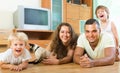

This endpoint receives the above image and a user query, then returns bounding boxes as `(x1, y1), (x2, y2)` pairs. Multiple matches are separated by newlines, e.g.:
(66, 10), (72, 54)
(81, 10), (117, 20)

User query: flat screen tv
(13, 6), (51, 30)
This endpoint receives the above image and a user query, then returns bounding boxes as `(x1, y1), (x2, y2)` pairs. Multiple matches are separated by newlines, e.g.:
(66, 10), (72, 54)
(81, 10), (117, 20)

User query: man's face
(85, 23), (100, 43)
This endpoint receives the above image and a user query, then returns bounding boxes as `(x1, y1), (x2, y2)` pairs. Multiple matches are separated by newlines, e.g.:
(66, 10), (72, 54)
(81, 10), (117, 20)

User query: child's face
(96, 8), (108, 20)
(10, 40), (26, 57)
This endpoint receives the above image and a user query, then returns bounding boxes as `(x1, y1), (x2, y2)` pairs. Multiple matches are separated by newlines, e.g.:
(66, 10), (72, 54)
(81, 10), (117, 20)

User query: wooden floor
(0, 62), (120, 73)
(0, 46), (120, 73)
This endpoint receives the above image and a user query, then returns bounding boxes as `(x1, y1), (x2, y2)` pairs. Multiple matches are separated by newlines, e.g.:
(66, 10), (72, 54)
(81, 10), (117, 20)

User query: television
(13, 6), (51, 30)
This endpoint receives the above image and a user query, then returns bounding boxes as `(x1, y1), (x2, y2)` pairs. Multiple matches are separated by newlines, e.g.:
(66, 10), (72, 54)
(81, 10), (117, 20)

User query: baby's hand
(9, 65), (18, 71)
(17, 65), (23, 71)
(9, 65), (23, 71)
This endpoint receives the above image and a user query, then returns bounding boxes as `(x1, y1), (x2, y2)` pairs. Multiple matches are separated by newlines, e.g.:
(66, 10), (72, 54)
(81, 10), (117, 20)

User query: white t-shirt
(100, 20), (112, 33)
(100, 20), (117, 46)
(77, 32), (115, 59)
(0, 48), (31, 65)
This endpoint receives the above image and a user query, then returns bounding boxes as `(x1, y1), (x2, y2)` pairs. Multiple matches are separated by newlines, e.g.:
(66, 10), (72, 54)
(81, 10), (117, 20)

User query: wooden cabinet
(17, 29), (54, 48)
(66, 4), (80, 19)
(66, 19), (80, 33)
(0, 30), (12, 46)
(64, 0), (92, 34)
(66, 3), (92, 20)
(41, 0), (93, 34)
(0, 29), (54, 48)
(17, 29), (53, 40)
(79, 6), (92, 20)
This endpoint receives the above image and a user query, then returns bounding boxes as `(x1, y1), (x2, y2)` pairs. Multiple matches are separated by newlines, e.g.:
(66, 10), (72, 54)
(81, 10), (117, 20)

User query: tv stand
(17, 29), (54, 48)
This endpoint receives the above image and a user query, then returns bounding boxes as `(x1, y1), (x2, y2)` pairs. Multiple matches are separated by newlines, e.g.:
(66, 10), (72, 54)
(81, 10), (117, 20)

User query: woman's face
(59, 25), (71, 45)
(10, 39), (26, 57)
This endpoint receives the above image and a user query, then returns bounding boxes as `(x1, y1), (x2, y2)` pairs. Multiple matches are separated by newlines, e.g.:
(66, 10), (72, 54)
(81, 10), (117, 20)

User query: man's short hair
(84, 18), (100, 29)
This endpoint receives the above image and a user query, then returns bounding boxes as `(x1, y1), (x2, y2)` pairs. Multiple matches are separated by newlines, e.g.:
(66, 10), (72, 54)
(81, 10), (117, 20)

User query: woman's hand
(42, 55), (59, 65)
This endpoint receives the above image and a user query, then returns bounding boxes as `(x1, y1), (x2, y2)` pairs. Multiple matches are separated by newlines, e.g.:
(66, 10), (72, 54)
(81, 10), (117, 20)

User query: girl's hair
(95, 5), (109, 18)
(8, 30), (28, 46)
(50, 22), (78, 59)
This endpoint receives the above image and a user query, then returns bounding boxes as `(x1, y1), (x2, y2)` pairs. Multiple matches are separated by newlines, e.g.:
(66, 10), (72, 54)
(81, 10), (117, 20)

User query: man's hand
(79, 54), (94, 68)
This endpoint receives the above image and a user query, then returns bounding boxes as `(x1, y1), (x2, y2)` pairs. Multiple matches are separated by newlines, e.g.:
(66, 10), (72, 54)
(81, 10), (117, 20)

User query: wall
(0, 0), (40, 29)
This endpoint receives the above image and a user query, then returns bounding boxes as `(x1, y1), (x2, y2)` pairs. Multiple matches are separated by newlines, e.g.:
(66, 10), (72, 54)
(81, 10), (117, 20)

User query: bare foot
(115, 49), (120, 61)
(118, 48), (120, 60)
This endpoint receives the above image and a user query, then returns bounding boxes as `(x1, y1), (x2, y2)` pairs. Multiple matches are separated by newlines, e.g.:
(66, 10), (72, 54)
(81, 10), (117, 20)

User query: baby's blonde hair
(8, 31), (28, 46)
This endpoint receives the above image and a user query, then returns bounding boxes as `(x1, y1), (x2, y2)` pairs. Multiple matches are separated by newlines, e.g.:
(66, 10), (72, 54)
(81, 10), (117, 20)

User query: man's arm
(73, 46), (85, 64)
(78, 47), (115, 68)
(73, 46), (115, 67)
(92, 47), (115, 67)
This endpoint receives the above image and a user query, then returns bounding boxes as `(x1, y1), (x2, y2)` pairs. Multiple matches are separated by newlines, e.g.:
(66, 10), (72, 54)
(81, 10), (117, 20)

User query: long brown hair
(50, 22), (78, 59)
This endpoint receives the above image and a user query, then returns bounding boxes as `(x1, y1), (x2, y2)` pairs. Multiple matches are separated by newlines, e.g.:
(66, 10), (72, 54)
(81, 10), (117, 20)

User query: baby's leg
(118, 48), (120, 60)
(115, 48), (120, 61)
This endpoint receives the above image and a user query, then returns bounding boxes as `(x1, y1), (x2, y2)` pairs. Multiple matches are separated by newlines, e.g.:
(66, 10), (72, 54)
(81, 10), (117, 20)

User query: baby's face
(96, 8), (108, 20)
(10, 40), (26, 57)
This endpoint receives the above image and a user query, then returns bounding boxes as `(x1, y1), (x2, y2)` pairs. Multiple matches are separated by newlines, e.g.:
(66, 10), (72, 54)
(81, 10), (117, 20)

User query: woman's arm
(59, 49), (74, 64)
(42, 49), (74, 65)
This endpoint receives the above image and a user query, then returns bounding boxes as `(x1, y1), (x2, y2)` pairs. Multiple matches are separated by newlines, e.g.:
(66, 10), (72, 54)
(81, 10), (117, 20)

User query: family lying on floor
(0, 5), (120, 71)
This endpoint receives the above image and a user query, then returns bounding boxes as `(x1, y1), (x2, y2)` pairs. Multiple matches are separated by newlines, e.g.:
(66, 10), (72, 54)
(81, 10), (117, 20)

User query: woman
(42, 22), (78, 65)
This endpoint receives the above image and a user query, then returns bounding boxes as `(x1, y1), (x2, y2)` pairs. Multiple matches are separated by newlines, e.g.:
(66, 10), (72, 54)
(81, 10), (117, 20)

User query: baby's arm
(0, 62), (18, 70)
(18, 60), (29, 71)
(0, 60), (28, 71)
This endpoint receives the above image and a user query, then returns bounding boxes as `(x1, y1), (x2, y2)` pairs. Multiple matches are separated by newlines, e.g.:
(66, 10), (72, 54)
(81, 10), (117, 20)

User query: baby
(0, 32), (31, 71)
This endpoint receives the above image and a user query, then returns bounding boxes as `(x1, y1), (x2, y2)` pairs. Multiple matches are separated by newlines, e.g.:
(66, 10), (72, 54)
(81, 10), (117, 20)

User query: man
(73, 18), (116, 68)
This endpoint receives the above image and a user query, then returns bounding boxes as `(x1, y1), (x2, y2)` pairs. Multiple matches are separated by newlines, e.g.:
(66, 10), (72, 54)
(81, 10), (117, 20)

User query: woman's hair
(8, 30), (28, 46)
(50, 22), (78, 59)
(95, 5), (109, 18)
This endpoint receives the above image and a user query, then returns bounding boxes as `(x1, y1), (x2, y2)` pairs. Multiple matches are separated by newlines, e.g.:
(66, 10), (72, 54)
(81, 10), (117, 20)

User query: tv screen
(25, 8), (48, 25)
(13, 6), (51, 30)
